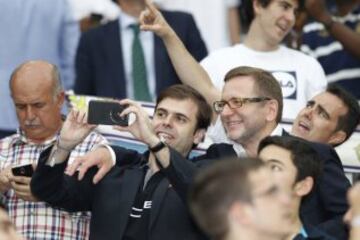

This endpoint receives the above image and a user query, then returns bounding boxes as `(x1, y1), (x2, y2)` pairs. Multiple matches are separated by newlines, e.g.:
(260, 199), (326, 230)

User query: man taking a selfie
(31, 84), (213, 240)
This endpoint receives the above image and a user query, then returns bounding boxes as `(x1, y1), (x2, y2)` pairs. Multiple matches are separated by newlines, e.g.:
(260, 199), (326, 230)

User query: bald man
(0, 60), (107, 239)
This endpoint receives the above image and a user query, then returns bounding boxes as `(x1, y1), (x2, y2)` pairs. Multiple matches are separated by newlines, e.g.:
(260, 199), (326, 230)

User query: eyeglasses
(213, 97), (271, 113)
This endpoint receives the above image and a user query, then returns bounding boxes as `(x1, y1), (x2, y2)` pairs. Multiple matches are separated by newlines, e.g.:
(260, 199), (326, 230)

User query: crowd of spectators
(0, 0), (360, 240)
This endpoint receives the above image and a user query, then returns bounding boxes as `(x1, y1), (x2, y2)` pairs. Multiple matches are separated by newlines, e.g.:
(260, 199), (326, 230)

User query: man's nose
(303, 106), (314, 119)
(220, 103), (234, 117)
(284, 8), (296, 24)
(26, 106), (36, 120)
(162, 115), (173, 126)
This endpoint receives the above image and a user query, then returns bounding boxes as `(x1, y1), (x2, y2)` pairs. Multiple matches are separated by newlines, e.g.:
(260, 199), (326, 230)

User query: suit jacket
(194, 138), (350, 240)
(74, 10), (208, 99)
(31, 147), (207, 240)
(293, 224), (336, 240)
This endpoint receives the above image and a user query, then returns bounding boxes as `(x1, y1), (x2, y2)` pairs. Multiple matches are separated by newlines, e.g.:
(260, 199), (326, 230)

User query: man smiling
(31, 84), (213, 240)
(200, 0), (327, 123)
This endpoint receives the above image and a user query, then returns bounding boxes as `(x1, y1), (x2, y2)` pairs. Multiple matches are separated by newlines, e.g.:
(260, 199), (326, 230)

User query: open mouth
(157, 132), (174, 142)
(297, 121), (310, 132)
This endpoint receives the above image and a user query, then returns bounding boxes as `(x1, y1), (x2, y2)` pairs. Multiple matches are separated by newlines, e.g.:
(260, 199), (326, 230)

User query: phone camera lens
(110, 110), (125, 124)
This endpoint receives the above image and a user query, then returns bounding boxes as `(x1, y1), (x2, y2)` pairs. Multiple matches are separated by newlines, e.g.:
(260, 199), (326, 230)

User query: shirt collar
(270, 124), (284, 136)
(230, 124), (284, 157)
(9, 128), (58, 147)
(118, 8), (138, 30)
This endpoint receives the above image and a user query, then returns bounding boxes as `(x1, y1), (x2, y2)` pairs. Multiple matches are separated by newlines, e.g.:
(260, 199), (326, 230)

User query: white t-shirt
(201, 44), (327, 121)
(154, 0), (240, 51)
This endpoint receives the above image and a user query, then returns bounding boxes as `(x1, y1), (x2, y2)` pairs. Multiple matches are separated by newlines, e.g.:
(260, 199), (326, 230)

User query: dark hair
(326, 84), (360, 145)
(189, 157), (264, 240)
(258, 135), (322, 183)
(224, 66), (283, 123)
(241, 0), (305, 29)
(155, 84), (212, 131)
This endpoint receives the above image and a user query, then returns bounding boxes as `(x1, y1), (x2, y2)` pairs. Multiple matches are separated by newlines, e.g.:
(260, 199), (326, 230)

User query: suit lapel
(148, 178), (169, 231)
(117, 167), (144, 238)
(282, 129), (290, 136)
(105, 20), (126, 97)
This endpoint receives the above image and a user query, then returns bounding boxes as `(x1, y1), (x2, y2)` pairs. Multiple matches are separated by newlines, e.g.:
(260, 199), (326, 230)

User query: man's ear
(56, 91), (65, 108)
(328, 130), (346, 146)
(294, 176), (314, 197)
(193, 129), (206, 145)
(229, 201), (253, 225)
(253, 0), (262, 15)
(265, 99), (278, 122)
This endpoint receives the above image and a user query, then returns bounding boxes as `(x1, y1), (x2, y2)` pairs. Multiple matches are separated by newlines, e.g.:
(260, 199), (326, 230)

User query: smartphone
(87, 100), (129, 126)
(12, 164), (34, 177)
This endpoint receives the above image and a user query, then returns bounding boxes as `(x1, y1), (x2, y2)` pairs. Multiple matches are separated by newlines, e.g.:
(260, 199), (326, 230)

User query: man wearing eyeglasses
(135, 2), (349, 238)
(207, 66), (284, 158)
(60, 1), (351, 239)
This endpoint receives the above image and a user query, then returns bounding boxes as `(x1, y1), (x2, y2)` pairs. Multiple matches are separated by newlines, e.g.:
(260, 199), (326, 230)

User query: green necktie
(130, 24), (151, 101)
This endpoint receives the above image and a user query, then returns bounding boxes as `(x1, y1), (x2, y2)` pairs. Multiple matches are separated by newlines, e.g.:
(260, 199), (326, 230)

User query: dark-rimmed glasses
(213, 97), (271, 114)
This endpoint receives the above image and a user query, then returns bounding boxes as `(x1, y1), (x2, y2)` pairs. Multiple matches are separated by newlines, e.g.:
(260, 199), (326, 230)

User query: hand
(65, 147), (113, 184)
(113, 99), (159, 146)
(305, 0), (331, 23)
(59, 109), (96, 150)
(0, 166), (12, 193)
(139, 0), (176, 39)
(9, 175), (38, 202)
(348, 183), (360, 215)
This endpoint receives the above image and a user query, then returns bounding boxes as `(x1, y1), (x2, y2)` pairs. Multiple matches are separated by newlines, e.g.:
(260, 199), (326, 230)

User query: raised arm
(139, 0), (220, 122)
(305, 0), (360, 59)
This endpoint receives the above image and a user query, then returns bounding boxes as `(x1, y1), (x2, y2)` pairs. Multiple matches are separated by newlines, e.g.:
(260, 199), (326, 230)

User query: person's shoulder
(202, 44), (243, 63)
(0, 134), (20, 161)
(82, 19), (118, 38)
(303, 140), (340, 162)
(304, 224), (337, 240)
(280, 46), (324, 68)
(280, 45), (313, 58)
(160, 9), (193, 20)
(0, 134), (19, 150)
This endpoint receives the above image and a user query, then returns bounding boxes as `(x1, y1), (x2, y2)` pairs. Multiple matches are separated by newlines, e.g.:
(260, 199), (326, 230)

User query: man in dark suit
(61, 2), (357, 239)
(31, 84), (213, 240)
(133, 3), (353, 239)
(74, 0), (207, 101)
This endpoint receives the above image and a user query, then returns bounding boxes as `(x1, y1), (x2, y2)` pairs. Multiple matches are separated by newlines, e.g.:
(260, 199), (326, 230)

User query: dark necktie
(130, 24), (151, 101)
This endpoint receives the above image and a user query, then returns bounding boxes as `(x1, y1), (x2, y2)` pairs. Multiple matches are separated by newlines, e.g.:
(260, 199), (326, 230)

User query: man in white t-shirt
(201, 0), (327, 122)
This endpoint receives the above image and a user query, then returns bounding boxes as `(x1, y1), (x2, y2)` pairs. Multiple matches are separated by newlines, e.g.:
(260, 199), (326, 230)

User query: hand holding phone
(87, 100), (129, 126)
(12, 164), (34, 177)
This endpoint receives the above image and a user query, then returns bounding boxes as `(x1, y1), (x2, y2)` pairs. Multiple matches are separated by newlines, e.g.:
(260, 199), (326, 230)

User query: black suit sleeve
(31, 146), (97, 212)
(316, 144), (350, 239)
(161, 148), (211, 202)
(301, 143), (350, 239)
(111, 145), (144, 167)
(192, 143), (237, 162)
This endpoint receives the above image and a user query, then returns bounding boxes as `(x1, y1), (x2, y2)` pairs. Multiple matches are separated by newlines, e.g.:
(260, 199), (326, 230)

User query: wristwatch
(149, 140), (166, 153)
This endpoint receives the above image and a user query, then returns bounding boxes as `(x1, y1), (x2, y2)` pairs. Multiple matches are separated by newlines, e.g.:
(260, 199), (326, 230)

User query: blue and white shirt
(301, 6), (360, 99)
